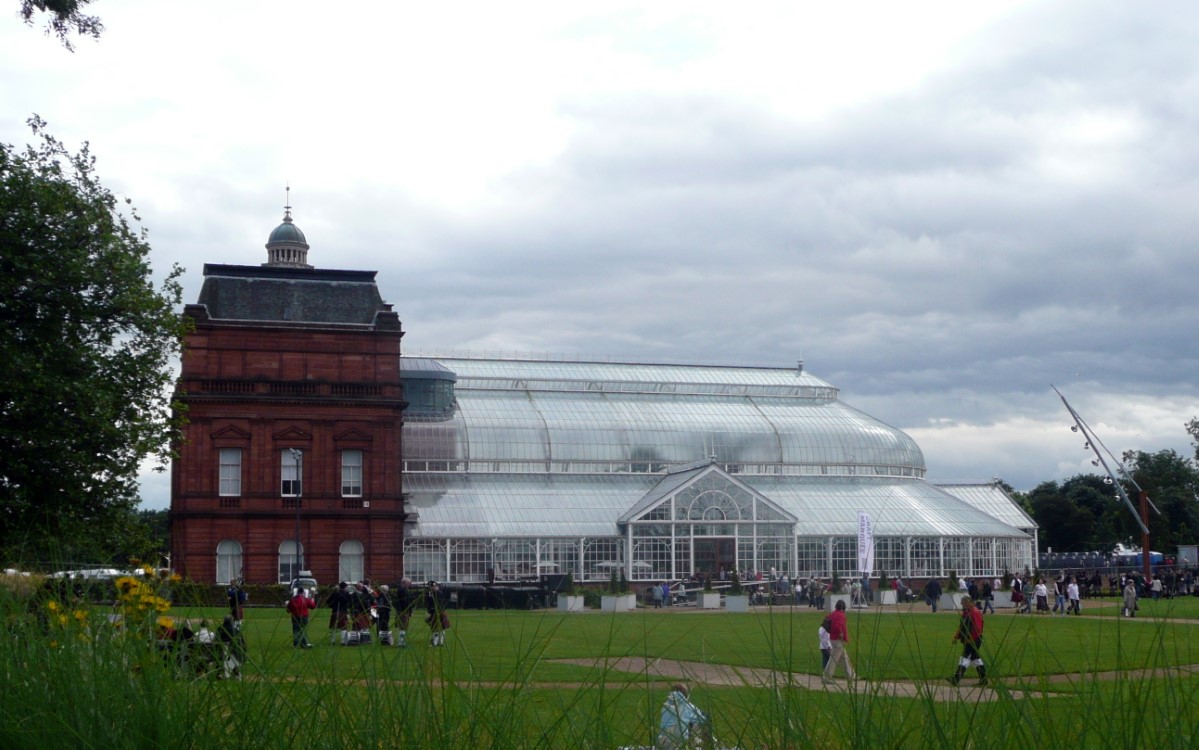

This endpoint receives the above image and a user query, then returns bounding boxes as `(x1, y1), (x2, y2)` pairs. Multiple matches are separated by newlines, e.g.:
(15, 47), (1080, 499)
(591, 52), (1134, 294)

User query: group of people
(157, 616), (248, 679)
(817, 595), (988, 688)
(284, 578), (450, 648)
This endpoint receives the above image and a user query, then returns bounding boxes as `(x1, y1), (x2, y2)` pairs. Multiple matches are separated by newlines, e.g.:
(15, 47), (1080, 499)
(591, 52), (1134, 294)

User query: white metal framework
(400, 355), (1035, 583)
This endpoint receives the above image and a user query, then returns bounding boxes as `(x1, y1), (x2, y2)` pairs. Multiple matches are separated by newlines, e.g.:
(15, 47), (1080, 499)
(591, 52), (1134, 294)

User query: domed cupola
(264, 188), (312, 268)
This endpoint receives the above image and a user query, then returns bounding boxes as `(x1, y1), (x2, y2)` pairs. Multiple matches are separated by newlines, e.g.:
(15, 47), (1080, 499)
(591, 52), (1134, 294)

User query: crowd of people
(312, 577), (448, 647)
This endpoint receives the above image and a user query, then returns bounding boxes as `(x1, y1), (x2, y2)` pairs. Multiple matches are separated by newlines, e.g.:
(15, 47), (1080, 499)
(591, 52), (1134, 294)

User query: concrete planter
(992, 591), (1013, 608)
(828, 593), (853, 611)
(601, 594), (636, 611)
(557, 595), (585, 612)
(725, 594), (750, 612)
(698, 592), (722, 609)
(939, 593), (965, 610)
(879, 590), (898, 605)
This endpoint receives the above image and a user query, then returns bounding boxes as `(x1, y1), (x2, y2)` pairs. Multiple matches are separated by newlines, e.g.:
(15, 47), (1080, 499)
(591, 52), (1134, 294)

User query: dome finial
(264, 185), (311, 268)
(283, 183), (293, 223)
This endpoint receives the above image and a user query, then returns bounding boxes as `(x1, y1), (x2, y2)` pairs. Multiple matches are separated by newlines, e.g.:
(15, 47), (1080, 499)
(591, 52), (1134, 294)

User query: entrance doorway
(693, 538), (735, 576)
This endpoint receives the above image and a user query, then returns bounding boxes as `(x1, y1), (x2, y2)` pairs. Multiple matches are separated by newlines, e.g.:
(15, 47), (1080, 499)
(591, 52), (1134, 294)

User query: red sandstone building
(169, 206), (407, 584)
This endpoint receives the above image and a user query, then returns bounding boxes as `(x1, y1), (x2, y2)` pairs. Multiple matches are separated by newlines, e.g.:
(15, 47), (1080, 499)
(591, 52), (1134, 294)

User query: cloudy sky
(4, 1), (1198, 510)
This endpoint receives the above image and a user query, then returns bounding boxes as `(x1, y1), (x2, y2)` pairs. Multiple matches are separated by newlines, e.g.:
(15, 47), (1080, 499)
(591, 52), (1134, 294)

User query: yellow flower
(49, 640), (58, 649)
(57, 614), (69, 627)
(169, 573), (182, 583)
(73, 610), (88, 622)
(156, 615), (175, 630)
(46, 600), (59, 612)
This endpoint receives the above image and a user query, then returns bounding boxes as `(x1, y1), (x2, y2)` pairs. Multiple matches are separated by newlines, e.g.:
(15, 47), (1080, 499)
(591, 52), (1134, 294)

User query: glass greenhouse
(400, 355), (1036, 584)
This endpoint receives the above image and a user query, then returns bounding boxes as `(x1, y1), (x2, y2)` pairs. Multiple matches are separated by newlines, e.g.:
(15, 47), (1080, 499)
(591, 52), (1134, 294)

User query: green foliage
(0, 118), (188, 564)
(729, 570), (743, 594)
(562, 572), (575, 595)
(1122, 449), (1199, 549)
(608, 568), (618, 594)
(8, 588), (1199, 749)
(1188, 417), (1199, 462)
(617, 568), (629, 593)
(18, 0), (102, 50)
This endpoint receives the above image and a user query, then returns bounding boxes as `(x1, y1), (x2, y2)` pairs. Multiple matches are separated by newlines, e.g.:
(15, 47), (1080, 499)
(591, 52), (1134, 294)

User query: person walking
(948, 595), (986, 686)
(924, 577), (942, 613)
(1067, 577), (1081, 616)
(656, 683), (707, 750)
(425, 581), (449, 646)
(286, 588), (316, 648)
(821, 599), (855, 684)
(1012, 576), (1030, 614)
(1053, 576), (1067, 615)
(1034, 578), (1050, 614)
(981, 579), (995, 615)
(817, 618), (832, 670)
(1123, 578), (1138, 617)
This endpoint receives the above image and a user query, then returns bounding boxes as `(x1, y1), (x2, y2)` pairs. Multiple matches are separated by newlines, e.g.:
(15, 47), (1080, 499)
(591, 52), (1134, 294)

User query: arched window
(216, 540), (243, 584)
(339, 540), (364, 583)
(278, 540), (304, 584)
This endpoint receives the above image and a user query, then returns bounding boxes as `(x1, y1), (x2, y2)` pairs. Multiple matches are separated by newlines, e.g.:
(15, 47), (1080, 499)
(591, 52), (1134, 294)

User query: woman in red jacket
(949, 595), (986, 686)
(821, 599), (856, 684)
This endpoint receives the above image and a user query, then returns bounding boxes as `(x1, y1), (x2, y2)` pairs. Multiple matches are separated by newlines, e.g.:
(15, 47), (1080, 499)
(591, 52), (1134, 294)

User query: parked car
(289, 571), (318, 597)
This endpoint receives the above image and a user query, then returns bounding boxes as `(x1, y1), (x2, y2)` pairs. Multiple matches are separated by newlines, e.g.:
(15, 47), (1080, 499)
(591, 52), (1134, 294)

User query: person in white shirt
(1034, 579), (1050, 614)
(1066, 577), (1081, 615)
(818, 621), (832, 669)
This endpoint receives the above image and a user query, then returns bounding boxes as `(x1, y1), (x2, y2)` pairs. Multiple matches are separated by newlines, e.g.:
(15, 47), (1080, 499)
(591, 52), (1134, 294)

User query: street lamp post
(289, 448), (304, 577)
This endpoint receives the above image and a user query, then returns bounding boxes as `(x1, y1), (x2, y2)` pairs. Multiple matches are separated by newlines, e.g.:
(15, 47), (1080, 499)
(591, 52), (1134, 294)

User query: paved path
(553, 655), (1199, 702)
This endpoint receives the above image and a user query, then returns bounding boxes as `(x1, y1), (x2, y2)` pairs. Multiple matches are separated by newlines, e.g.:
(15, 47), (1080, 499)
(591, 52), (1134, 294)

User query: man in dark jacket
(326, 582), (351, 638)
(393, 577), (415, 647)
(375, 584), (393, 645)
(924, 577), (943, 613)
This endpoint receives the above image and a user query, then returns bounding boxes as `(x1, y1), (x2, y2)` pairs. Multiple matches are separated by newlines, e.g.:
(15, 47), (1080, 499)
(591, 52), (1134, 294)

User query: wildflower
(58, 614), (69, 627)
(169, 572), (182, 583)
(46, 600), (60, 612)
(73, 610), (88, 622)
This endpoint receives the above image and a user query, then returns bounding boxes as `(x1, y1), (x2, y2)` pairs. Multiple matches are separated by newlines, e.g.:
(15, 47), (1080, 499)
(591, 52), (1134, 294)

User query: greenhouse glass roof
(400, 355), (1031, 541)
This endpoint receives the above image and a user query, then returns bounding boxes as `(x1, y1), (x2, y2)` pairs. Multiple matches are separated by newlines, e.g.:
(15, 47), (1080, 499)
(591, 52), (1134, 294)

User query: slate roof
(194, 264), (390, 325)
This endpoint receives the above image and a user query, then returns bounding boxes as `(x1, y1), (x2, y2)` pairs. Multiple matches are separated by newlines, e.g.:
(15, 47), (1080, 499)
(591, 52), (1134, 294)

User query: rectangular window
(282, 449), (302, 497)
(341, 450), (363, 497)
(219, 449), (242, 496)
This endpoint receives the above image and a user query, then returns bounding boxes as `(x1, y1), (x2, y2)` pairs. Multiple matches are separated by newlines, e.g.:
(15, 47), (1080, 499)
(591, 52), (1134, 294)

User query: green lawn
(6, 595), (1199, 748)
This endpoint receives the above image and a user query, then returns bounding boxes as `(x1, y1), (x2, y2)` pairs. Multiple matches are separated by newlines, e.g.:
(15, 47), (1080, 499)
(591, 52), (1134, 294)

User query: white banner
(857, 511), (874, 574)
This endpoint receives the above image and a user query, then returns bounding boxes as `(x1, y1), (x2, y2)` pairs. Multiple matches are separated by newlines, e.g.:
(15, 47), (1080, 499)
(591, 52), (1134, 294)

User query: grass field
(4, 591), (1199, 749)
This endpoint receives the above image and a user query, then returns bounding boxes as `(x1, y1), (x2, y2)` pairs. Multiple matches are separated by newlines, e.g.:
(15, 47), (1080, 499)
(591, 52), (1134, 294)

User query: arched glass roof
(400, 355), (1030, 542)
(403, 355), (926, 475)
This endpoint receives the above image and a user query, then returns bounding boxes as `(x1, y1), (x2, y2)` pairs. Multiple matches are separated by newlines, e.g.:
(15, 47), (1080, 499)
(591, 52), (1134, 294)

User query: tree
(0, 117), (187, 564)
(19, 0), (102, 50)
(1187, 417), (1199, 462)
(1122, 449), (1199, 550)
(1027, 480), (1097, 552)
